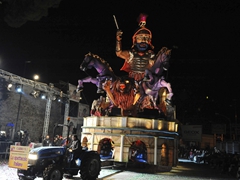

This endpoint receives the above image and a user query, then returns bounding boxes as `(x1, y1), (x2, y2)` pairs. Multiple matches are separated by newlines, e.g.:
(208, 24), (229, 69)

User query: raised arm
(115, 29), (130, 60)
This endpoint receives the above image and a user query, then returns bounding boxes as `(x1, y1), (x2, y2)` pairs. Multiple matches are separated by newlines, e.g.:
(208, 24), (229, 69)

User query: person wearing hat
(116, 13), (155, 82)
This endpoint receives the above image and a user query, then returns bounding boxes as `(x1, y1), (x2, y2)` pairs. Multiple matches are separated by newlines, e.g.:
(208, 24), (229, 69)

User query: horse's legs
(152, 94), (159, 109)
(159, 80), (173, 105)
(78, 79), (83, 88)
(160, 80), (173, 98)
(96, 77), (110, 94)
(77, 77), (98, 90)
(143, 69), (153, 82)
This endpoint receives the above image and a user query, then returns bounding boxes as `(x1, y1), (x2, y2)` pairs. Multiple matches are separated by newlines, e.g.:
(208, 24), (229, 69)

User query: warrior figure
(115, 13), (155, 82)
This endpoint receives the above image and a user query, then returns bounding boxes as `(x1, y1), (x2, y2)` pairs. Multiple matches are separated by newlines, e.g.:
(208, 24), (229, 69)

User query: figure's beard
(136, 43), (149, 52)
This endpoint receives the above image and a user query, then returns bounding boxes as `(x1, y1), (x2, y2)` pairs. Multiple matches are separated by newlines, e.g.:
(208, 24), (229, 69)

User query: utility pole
(12, 61), (31, 140)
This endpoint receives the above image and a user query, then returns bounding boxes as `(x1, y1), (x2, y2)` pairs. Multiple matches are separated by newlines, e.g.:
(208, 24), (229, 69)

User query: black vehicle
(17, 121), (101, 180)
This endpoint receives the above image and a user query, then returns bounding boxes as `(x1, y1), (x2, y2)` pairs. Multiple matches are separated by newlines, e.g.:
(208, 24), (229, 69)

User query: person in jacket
(42, 135), (50, 146)
(69, 134), (82, 160)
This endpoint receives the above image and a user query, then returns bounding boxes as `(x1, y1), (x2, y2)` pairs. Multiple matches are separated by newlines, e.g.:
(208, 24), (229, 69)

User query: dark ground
(0, 157), (238, 180)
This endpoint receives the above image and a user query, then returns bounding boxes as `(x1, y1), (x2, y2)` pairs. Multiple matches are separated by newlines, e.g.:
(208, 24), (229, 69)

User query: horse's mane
(111, 79), (135, 110)
(155, 47), (171, 59)
(85, 52), (114, 72)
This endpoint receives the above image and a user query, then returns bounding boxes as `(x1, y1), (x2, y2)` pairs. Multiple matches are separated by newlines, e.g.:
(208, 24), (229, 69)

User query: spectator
(53, 135), (62, 146)
(69, 134), (82, 160)
(21, 131), (31, 146)
(42, 135), (50, 146)
(38, 135), (42, 143)
(68, 134), (73, 145)
(17, 130), (23, 143)
(0, 133), (6, 141)
(61, 137), (67, 147)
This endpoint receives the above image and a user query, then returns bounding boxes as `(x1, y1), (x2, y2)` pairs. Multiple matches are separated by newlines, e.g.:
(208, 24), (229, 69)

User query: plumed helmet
(132, 13), (154, 49)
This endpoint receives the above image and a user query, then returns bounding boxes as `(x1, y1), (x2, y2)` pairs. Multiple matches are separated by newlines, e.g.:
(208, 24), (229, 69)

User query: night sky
(0, 0), (240, 124)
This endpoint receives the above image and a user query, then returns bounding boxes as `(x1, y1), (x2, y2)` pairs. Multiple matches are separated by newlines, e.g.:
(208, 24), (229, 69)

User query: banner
(78, 103), (90, 117)
(8, 145), (29, 170)
(69, 83), (81, 101)
(181, 125), (202, 142)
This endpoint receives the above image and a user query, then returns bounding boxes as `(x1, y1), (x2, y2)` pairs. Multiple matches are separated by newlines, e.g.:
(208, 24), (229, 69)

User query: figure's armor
(116, 40), (121, 52)
(128, 50), (155, 81)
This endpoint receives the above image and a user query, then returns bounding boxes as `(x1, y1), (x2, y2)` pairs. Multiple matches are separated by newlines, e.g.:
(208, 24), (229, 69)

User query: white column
(120, 135), (125, 162)
(154, 137), (158, 165)
(91, 133), (95, 150)
(173, 138), (177, 166)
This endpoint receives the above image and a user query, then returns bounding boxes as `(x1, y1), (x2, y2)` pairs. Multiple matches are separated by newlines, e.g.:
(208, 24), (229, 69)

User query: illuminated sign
(181, 125), (202, 141)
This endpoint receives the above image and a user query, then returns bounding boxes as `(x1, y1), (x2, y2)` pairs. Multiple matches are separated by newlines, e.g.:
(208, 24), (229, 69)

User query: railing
(0, 141), (13, 159)
(216, 141), (240, 154)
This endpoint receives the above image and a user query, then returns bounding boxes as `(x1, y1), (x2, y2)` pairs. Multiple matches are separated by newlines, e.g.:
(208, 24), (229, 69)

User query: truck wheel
(19, 177), (35, 180)
(80, 153), (101, 180)
(19, 177), (29, 180)
(43, 164), (63, 180)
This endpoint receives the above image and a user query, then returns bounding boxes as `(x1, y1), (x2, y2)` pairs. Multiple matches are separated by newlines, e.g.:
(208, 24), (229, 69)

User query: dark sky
(0, 0), (240, 122)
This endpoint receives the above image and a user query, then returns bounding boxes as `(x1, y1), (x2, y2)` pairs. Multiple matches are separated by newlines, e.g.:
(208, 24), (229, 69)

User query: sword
(113, 15), (119, 29)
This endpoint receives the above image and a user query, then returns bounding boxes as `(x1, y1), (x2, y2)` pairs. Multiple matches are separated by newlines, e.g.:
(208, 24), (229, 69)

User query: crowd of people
(202, 148), (240, 178)
(41, 134), (73, 147)
(178, 145), (240, 178)
(13, 130), (32, 146)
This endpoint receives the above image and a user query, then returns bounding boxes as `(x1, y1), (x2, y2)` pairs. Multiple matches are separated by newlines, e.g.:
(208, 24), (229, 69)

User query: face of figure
(136, 34), (151, 44)
(116, 78), (133, 94)
(135, 33), (151, 52)
(72, 135), (77, 141)
(119, 83), (126, 93)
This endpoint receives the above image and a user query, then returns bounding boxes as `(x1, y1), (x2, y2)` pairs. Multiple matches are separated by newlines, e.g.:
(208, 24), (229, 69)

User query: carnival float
(76, 14), (179, 169)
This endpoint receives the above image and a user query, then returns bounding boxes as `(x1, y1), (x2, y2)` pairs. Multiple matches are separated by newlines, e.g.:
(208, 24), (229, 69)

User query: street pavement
(103, 159), (238, 180)
(0, 158), (238, 180)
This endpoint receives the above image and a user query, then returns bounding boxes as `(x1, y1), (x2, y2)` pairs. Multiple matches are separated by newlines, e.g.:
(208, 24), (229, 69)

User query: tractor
(17, 121), (101, 180)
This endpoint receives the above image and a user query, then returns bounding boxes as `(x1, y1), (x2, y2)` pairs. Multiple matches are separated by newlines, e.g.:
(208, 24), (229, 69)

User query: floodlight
(7, 83), (13, 91)
(40, 93), (47, 99)
(51, 94), (57, 101)
(57, 97), (62, 102)
(33, 74), (39, 81)
(30, 90), (39, 98)
(15, 84), (22, 93)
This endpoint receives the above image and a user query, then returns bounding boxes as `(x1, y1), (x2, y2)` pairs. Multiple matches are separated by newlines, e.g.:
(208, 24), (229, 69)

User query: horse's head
(157, 47), (171, 62)
(156, 47), (171, 71)
(80, 52), (93, 71)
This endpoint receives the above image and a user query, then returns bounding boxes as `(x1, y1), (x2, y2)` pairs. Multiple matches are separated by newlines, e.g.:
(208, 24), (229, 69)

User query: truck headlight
(28, 154), (38, 160)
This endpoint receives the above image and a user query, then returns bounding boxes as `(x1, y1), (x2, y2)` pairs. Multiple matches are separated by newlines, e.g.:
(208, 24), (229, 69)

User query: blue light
(41, 94), (46, 99)
(135, 153), (147, 163)
(136, 153), (143, 159)
(15, 85), (22, 93)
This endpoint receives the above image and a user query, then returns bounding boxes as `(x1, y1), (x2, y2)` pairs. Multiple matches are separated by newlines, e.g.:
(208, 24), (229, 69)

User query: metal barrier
(0, 141), (13, 159)
(216, 141), (240, 154)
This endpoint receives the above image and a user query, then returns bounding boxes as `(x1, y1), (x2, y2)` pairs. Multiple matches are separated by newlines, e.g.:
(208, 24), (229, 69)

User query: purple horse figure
(142, 47), (173, 108)
(77, 52), (117, 93)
